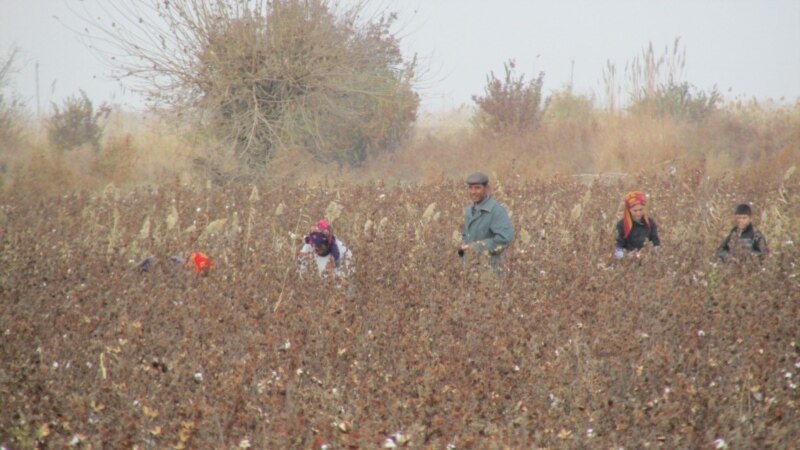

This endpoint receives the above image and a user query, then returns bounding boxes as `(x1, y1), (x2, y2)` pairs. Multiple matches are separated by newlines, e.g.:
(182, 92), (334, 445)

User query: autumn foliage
(1, 168), (798, 448)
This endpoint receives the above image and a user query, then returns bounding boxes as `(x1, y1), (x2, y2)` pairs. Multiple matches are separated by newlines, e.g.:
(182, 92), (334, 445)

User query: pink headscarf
(305, 219), (340, 261)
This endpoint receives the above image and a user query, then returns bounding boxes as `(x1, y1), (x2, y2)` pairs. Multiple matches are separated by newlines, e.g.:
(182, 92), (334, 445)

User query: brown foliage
(1, 171), (798, 448)
(472, 59), (545, 134)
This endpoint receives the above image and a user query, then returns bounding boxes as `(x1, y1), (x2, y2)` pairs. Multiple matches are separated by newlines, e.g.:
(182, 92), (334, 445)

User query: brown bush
(46, 91), (110, 152)
(1, 170), (798, 448)
(472, 59), (545, 135)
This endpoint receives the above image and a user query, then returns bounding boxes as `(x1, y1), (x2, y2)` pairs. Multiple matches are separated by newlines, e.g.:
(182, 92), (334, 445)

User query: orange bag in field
(188, 252), (212, 276)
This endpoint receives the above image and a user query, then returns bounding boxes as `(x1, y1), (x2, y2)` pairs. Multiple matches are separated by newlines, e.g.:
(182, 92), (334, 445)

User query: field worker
(134, 253), (210, 276)
(299, 219), (353, 277)
(614, 191), (661, 259)
(716, 203), (768, 261)
(187, 251), (213, 276)
(459, 172), (514, 268)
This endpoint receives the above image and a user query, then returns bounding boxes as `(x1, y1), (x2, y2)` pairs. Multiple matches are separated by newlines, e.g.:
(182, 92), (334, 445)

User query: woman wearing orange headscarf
(614, 191), (661, 259)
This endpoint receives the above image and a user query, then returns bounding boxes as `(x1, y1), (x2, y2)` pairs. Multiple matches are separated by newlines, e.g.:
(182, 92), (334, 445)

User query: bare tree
(71, 0), (418, 178)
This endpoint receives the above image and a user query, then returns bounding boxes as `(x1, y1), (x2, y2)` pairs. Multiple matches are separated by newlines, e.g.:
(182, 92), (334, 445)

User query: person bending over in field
(715, 203), (768, 261)
(614, 191), (661, 259)
(134, 252), (212, 277)
(458, 172), (514, 269)
(299, 219), (353, 277)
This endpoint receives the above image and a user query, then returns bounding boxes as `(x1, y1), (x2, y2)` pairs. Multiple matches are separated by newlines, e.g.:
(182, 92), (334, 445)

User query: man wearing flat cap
(459, 172), (514, 268)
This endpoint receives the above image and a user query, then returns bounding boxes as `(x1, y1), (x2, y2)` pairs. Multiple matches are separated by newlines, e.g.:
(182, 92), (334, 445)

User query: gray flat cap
(466, 172), (489, 185)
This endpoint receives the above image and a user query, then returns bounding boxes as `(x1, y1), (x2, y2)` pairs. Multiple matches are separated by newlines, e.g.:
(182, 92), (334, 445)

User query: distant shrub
(46, 90), (110, 152)
(544, 88), (595, 121)
(602, 37), (720, 121)
(472, 59), (545, 134)
(628, 82), (720, 121)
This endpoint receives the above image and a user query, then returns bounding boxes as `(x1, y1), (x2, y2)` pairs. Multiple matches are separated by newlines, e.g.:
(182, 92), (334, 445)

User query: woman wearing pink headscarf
(614, 191), (661, 259)
(299, 219), (353, 277)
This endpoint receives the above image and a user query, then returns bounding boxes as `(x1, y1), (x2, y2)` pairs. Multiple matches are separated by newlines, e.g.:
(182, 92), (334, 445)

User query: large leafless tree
(73, 0), (418, 178)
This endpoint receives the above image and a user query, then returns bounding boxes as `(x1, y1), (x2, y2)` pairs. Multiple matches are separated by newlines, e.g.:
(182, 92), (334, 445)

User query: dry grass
(1, 100), (798, 192)
(352, 101), (800, 185)
(1, 111), (193, 195)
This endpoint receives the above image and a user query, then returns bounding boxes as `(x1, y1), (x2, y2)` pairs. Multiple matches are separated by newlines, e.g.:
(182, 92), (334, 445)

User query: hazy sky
(2, 0), (799, 114)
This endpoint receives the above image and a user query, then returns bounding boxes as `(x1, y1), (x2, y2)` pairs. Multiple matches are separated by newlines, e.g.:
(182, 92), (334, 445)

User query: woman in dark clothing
(614, 191), (661, 259)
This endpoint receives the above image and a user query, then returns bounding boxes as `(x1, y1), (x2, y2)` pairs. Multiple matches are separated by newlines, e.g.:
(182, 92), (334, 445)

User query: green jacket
(462, 196), (514, 255)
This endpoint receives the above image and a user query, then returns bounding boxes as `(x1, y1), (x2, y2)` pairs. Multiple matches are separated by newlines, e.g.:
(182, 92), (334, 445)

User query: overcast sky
(2, 0), (799, 114)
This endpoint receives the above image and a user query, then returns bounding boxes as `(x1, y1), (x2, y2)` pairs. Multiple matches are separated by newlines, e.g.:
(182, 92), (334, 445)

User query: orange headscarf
(622, 191), (650, 238)
(188, 251), (212, 276)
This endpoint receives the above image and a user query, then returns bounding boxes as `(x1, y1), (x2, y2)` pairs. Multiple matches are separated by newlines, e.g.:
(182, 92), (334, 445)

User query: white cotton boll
(393, 431), (410, 445)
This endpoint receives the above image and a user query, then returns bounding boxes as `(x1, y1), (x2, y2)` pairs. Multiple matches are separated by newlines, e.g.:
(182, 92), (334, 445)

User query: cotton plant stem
(273, 194), (310, 313)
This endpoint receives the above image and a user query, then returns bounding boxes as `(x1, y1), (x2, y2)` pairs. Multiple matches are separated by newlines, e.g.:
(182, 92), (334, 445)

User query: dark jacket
(615, 218), (660, 251)
(716, 223), (768, 260)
